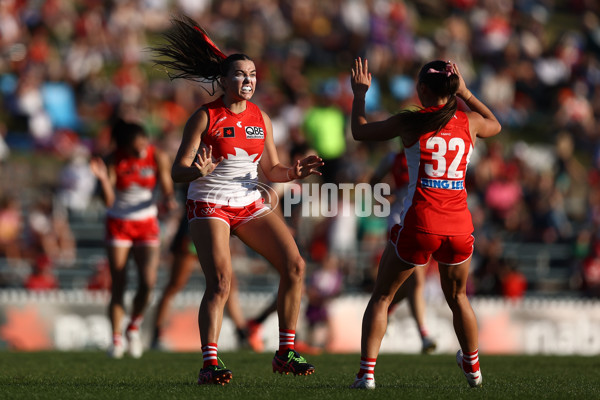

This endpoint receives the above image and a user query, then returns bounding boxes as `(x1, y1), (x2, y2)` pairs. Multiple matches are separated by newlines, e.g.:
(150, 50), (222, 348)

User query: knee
(110, 291), (125, 306)
(136, 281), (153, 297)
(205, 274), (232, 301)
(111, 278), (126, 297)
(168, 279), (186, 293)
(282, 255), (305, 283)
(443, 289), (469, 309)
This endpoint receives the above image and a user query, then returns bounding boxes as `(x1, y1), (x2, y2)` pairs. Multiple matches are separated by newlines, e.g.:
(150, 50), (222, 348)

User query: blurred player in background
(349, 58), (501, 389)
(90, 119), (176, 359)
(154, 16), (323, 385)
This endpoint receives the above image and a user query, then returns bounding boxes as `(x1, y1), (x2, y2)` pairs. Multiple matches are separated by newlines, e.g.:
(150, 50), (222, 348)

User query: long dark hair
(111, 119), (146, 149)
(152, 15), (252, 94)
(398, 60), (460, 145)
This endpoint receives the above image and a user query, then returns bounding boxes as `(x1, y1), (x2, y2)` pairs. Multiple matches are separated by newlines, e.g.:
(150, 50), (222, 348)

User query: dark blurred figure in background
(24, 254), (58, 291)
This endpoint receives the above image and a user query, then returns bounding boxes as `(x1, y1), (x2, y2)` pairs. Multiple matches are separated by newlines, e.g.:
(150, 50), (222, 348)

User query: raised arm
(453, 63), (502, 141)
(351, 58), (401, 142)
(90, 155), (116, 208)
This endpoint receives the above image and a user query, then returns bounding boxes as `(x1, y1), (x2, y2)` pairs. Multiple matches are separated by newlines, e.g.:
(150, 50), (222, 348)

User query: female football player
(153, 16), (323, 385)
(90, 120), (175, 359)
(349, 58), (501, 389)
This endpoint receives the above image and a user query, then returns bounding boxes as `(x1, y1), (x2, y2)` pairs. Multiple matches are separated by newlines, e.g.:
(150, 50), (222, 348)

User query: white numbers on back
(424, 136), (472, 179)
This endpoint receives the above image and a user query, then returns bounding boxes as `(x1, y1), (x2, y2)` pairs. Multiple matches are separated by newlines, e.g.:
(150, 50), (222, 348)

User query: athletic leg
(351, 242), (415, 389)
(235, 212), (304, 333)
(407, 264), (436, 353)
(361, 242), (415, 359)
(189, 218), (234, 385)
(226, 273), (249, 347)
(438, 258), (478, 351)
(130, 244), (160, 318)
(235, 211), (314, 375)
(246, 295), (277, 353)
(152, 251), (196, 347)
(124, 244), (159, 358)
(106, 245), (130, 358)
(439, 257), (482, 387)
(189, 218), (233, 349)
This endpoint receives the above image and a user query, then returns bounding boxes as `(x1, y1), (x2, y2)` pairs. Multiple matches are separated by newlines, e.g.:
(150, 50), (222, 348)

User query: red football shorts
(389, 224), (474, 266)
(105, 216), (160, 247)
(186, 198), (269, 231)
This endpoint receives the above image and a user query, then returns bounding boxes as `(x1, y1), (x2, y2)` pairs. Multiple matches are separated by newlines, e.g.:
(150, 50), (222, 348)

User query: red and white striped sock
(462, 349), (480, 373)
(113, 333), (123, 346)
(278, 329), (295, 354)
(127, 315), (143, 331)
(202, 343), (219, 368)
(357, 357), (376, 379)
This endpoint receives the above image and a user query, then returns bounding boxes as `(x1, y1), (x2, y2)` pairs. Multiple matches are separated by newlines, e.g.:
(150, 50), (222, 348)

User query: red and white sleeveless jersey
(400, 109), (474, 235)
(107, 145), (158, 220)
(188, 98), (266, 206)
(391, 150), (409, 188)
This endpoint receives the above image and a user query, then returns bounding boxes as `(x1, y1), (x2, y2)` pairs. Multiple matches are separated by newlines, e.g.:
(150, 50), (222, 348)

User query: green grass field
(0, 350), (598, 399)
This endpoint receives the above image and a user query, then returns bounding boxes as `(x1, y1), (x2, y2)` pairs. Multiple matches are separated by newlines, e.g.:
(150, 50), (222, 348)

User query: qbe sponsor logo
(245, 126), (264, 139)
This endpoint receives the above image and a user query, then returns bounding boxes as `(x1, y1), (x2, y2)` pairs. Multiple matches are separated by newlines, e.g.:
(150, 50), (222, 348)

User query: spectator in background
(578, 239), (600, 298)
(500, 262), (527, 299)
(484, 162), (523, 229)
(0, 0), (599, 300)
(90, 119), (176, 359)
(24, 254), (58, 291)
(473, 235), (505, 296)
(0, 195), (23, 266)
(56, 144), (97, 217)
(301, 80), (347, 184)
(86, 257), (111, 292)
(25, 193), (75, 268)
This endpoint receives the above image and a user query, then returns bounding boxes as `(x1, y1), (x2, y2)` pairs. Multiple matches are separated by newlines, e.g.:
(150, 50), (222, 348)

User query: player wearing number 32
(349, 58), (501, 390)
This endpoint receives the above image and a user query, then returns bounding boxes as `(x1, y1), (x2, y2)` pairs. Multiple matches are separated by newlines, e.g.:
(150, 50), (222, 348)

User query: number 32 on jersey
(424, 136), (473, 179)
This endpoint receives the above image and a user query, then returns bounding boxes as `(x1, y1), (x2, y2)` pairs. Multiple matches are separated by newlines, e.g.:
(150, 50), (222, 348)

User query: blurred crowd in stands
(1, 0), (600, 300)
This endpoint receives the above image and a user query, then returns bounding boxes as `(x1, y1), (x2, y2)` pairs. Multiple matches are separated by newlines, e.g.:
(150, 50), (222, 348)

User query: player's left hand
(290, 155), (324, 180)
(351, 57), (371, 96)
(90, 156), (108, 181)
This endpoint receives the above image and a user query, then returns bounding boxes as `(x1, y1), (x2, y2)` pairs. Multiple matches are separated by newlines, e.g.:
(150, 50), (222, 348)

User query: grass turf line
(0, 351), (598, 400)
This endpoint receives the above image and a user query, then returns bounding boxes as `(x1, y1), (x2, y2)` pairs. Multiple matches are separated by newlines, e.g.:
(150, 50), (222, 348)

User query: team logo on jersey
(200, 207), (215, 215)
(245, 126), (264, 139)
(139, 167), (155, 177)
(223, 127), (235, 138)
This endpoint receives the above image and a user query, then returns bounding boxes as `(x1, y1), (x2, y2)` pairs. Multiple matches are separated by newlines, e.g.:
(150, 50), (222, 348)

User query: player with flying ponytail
(153, 16), (323, 385)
